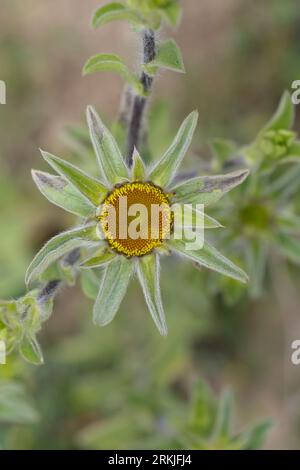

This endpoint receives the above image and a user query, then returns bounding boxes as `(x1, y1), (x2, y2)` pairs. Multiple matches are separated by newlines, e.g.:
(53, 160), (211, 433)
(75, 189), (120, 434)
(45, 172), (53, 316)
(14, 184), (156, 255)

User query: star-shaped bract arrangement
(27, 106), (248, 335)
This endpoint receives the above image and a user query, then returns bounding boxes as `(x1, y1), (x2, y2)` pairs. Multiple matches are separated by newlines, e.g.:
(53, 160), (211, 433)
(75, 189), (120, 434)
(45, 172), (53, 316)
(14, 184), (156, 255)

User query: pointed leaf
(189, 379), (217, 437)
(32, 170), (95, 217)
(92, 2), (144, 29)
(243, 420), (273, 450)
(275, 233), (300, 264)
(170, 239), (248, 283)
(59, 257), (77, 287)
(93, 257), (133, 326)
(132, 148), (146, 180)
(159, 2), (182, 27)
(83, 54), (143, 95)
(213, 389), (234, 438)
(171, 169), (249, 206)
(137, 254), (168, 336)
(245, 239), (267, 299)
(149, 111), (198, 187)
(19, 334), (44, 365)
(144, 39), (185, 75)
(81, 250), (116, 268)
(25, 225), (99, 285)
(173, 204), (223, 230)
(263, 91), (295, 132)
(41, 151), (107, 206)
(80, 270), (100, 301)
(87, 106), (129, 185)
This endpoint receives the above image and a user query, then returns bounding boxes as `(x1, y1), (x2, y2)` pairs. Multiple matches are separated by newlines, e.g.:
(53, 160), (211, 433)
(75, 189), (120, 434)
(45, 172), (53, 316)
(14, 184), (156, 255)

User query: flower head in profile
(27, 106), (248, 335)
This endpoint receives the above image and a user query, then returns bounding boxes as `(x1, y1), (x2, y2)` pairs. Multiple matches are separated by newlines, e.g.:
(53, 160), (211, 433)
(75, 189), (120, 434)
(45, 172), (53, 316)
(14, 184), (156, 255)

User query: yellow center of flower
(99, 182), (172, 257)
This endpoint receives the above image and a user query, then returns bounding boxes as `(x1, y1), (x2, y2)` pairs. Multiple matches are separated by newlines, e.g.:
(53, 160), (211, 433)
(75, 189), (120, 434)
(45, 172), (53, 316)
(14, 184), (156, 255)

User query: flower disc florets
(99, 182), (172, 257)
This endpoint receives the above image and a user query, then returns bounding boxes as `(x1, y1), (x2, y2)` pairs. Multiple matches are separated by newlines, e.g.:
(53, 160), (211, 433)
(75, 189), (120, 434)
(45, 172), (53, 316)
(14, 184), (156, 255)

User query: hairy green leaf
(92, 2), (144, 28)
(137, 254), (168, 336)
(172, 205), (223, 230)
(149, 111), (198, 187)
(32, 170), (95, 217)
(83, 54), (143, 95)
(80, 270), (100, 301)
(81, 250), (116, 268)
(189, 379), (217, 438)
(171, 169), (249, 206)
(263, 90), (295, 132)
(245, 239), (267, 299)
(170, 239), (248, 283)
(144, 39), (185, 75)
(131, 148), (146, 180)
(25, 225), (99, 285)
(19, 334), (44, 365)
(87, 106), (129, 185)
(243, 420), (273, 450)
(93, 257), (133, 326)
(41, 151), (107, 206)
(213, 390), (234, 438)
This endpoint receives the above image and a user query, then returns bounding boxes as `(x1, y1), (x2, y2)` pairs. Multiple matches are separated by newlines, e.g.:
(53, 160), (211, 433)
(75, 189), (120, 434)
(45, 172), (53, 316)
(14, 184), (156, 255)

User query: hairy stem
(118, 85), (133, 129)
(37, 248), (80, 305)
(126, 29), (156, 167)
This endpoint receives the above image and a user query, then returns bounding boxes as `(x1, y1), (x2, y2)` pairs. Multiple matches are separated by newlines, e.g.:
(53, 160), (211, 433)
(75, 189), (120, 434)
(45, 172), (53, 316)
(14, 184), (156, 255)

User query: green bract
(210, 91), (300, 304)
(244, 91), (300, 168)
(83, 54), (145, 96)
(28, 106), (249, 335)
(86, 1), (184, 92)
(143, 39), (185, 75)
(92, 0), (182, 31)
(183, 380), (272, 450)
(0, 291), (51, 365)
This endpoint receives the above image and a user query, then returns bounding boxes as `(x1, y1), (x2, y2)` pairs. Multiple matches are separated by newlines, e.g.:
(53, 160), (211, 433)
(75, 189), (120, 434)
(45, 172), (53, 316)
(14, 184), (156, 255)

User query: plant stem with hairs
(37, 248), (80, 306)
(38, 32), (156, 304)
(35, 34), (156, 310)
(126, 29), (156, 167)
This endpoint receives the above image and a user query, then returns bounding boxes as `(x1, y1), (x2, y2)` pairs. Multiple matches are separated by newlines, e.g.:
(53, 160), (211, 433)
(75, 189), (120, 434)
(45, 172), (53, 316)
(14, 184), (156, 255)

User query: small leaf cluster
(180, 380), (272, 450)
(83, 1), (185, 95)
(0, 290), (52, 365)
(244, 91), (300, 168)
(210, 91), (300, 303)
(93, 1), (182, 31)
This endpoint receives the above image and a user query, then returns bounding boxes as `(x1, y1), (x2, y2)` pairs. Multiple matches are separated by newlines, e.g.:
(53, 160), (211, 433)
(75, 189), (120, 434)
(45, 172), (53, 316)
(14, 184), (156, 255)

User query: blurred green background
(1, 0), (300, 449)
